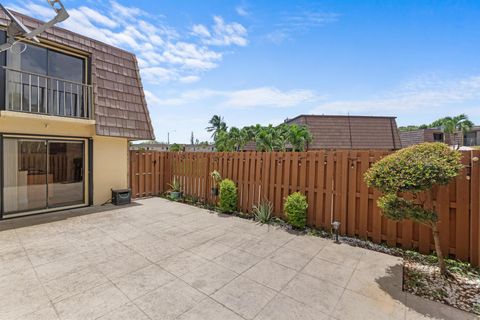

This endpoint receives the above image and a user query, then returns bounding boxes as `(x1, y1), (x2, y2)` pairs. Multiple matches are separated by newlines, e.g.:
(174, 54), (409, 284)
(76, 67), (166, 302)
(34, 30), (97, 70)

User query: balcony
(3, 67), (93, 119)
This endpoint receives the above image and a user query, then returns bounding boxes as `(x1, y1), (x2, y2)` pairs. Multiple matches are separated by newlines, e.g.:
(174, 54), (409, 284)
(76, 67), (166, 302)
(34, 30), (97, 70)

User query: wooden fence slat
(436, 184), (450, 255)
(358, 151), (369, 239)
(470, 151), (480, 266)
(307, 152), (316, 226)
(371, 151), (383, 243)
(456, 155), (471, 261)
(347, 151), (357, 236)
(324, 152), (334, 229)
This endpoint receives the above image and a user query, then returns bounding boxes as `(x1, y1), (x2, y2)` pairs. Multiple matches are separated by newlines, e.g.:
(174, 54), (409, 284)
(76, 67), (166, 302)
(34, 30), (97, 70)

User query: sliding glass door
(3, 139), (48, 212)
(2, 137), (85, 215)
(48, 141), (84, 208)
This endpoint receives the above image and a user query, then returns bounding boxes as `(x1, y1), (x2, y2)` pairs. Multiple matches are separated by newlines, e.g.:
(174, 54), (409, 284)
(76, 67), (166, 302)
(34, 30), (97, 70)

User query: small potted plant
(210, 170), (222, 196)
(168, 177), (183, 200)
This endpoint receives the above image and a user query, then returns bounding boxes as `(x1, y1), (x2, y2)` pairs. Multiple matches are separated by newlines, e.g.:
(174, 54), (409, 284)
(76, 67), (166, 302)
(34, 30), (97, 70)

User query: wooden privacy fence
(129, 150), (480, 266)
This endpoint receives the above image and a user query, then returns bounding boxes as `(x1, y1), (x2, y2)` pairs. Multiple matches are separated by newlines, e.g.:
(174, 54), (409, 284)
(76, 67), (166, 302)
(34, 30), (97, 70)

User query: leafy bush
(219, 179), (237, 213)
(169, 143), (182, 152)
(252, 201), (273, 224)
(284, 192), (308, 229)
(364, 142), (462, 194)
(365, 143), (463, 275)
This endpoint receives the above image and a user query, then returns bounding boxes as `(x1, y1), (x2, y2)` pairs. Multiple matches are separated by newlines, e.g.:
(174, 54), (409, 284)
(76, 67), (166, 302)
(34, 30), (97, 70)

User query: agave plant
(168, 177), (182, 192)
(252, 201), (273, 224)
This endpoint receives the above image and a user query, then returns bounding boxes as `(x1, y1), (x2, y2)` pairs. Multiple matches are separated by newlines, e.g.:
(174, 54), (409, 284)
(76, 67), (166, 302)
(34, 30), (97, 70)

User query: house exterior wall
(0, 111), (128, 207)
(93, 136), (128, 205)
(400, 129), (458, 147)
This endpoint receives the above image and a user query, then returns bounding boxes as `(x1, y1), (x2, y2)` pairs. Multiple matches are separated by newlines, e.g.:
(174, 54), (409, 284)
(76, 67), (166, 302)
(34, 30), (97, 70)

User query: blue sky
(9, 0), (480, 143)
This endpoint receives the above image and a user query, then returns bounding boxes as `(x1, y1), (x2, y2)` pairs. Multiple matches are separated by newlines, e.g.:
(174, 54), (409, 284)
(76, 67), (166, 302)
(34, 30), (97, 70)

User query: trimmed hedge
(219, 179), (238, 213)
(364, 142), (462, 194)
(284, 192), (308, 228)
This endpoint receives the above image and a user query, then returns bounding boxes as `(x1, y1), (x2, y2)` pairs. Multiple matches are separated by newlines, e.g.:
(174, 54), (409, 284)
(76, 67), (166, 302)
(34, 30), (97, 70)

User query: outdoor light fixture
(331, 221), (341, 243)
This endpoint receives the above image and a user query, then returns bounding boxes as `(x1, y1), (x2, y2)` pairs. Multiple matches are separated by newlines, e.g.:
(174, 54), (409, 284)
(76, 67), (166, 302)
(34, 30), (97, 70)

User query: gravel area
(403, 260), (480, 315)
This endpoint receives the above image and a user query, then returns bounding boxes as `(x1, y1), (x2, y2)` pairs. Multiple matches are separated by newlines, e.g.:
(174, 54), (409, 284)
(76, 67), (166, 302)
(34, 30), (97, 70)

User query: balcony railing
(3, 67), (93, 119)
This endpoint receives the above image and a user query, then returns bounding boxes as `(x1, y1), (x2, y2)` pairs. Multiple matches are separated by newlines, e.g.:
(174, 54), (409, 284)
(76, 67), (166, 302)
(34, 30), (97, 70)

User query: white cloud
(222, 87), (315, 108)
(191, 24), (211, 38)
(192, 16), (248, 47)
(311, 74), (480, 114)
(235, 6), (249, 17)
(267, 10), (339, 43)
(148, 87), (318, 108)
(8, 1), (248, 84)
(179, 75), (201, 84)
(77, 6), (118, 28)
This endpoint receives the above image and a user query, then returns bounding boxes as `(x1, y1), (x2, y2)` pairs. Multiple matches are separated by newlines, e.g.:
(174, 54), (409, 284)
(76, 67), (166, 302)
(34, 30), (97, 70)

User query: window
(19, 44), (48, 75)
(433, 133), (444, 142)
(48, 50), (84, 83)
(8, 43), (85, 83)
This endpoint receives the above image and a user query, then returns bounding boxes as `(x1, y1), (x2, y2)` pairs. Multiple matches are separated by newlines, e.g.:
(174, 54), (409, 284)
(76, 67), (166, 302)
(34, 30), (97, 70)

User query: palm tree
(432, 114), (474, 149)
(228, 127), (243, 151)
(255, 125), (282, 151)
(206, 115), (227, 139)
(286, 124), (313, 151)
(214, 130), (234, 152)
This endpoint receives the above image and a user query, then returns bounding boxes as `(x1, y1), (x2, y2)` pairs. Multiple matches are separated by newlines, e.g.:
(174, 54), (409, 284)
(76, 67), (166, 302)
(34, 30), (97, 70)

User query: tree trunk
(431, 222), (446, 275)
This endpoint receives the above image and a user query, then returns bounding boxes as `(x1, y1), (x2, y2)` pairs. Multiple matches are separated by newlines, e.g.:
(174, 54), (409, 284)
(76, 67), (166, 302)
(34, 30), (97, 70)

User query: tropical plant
(169, 143), (182, 152)
(430, 114), (474, 148)
(365, 143), (463, 275)
(286, 124), (313, 151)
(206, 115), (228, 139)
(219, 179), (238, 213)
(215, 130), (235, 152)
(206, 117), (313, 152)
(284, 192), (308, 229)
(252, 201), (273, 224)
(255, 124), (282, 151)
(168, 177), (182, 192)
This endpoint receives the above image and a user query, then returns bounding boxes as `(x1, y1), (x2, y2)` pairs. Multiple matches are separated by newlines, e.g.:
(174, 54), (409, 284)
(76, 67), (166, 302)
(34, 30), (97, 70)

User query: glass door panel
(3, 139), (47, 213)
(47, 141), (84, 208)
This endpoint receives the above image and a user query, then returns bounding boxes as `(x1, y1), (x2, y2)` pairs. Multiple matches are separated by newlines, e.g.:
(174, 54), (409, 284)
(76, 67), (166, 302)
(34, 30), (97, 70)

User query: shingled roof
(0, 11), (155, 140)
(285, 115), (402, 150)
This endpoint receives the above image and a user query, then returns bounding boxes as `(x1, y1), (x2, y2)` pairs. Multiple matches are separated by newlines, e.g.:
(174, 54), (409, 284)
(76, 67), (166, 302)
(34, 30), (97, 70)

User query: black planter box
(111, 188), (131, 205)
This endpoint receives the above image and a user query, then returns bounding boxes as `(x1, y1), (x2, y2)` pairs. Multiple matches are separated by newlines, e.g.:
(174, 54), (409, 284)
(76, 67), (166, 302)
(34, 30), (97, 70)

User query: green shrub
(252, 201), (273, 224)
(364, 142), (462, 194)
(365, 142), (463, 275)
(284, 192), (308, 228)
(219, 179), (237, 213)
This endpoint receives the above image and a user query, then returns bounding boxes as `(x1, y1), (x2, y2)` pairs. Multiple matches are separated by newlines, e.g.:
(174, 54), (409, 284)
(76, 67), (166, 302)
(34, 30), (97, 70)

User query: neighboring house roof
(285, 115), (402, 150)
(0, 11), (154, 140)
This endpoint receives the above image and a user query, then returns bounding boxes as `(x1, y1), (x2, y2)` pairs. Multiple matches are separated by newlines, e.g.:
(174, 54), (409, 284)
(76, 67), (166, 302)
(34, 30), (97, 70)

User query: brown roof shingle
(0, 11), (155, 140)
(285, 115), (401, 150)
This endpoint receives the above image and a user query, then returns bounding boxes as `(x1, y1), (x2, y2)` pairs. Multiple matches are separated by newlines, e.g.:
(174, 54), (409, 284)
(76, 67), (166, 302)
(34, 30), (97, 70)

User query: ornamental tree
(364, 143), (463, 275)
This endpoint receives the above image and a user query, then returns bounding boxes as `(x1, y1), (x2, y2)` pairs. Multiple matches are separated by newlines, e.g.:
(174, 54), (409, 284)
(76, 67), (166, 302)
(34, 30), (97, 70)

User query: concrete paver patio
(0, 198), (476, 320)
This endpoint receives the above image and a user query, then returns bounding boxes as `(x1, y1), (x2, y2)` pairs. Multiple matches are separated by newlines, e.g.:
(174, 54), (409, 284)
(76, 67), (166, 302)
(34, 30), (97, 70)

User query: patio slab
(0, 197), (475, 320)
